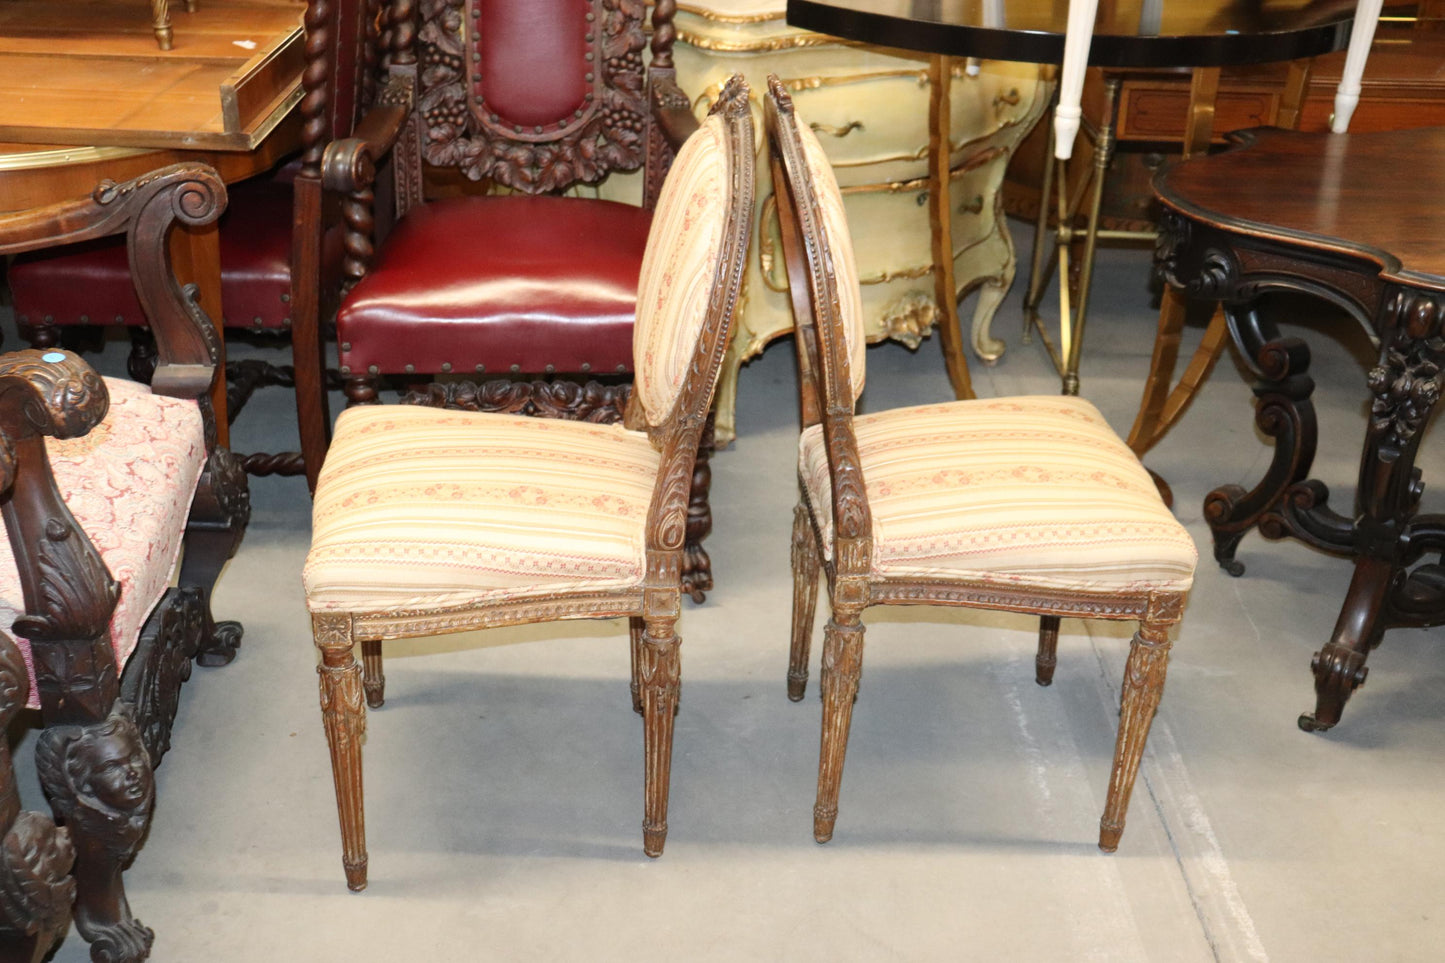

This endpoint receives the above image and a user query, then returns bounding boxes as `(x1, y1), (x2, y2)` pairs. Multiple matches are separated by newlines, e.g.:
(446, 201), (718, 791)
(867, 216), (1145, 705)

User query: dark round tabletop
(786, 0), (1367, 68)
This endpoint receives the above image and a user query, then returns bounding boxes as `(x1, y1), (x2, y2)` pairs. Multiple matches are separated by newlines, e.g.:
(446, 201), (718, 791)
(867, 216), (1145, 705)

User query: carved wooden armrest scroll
(0, 164), (228, 403)
(321, 87), (413, 196)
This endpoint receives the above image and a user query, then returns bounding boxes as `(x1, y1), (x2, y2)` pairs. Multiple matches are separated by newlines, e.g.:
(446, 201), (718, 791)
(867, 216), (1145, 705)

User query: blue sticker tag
(41, 352), (66, 363)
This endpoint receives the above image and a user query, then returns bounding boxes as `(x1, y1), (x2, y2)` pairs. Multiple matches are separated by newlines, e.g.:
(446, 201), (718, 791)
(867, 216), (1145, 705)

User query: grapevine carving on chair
(418, 0), (649, 191)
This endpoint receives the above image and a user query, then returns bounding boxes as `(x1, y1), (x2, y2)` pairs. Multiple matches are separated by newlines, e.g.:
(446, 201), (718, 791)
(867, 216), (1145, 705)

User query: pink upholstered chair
(765, 76), (1197, 852)
(0, 164), (249, 961)
(303, 79), (753, 892)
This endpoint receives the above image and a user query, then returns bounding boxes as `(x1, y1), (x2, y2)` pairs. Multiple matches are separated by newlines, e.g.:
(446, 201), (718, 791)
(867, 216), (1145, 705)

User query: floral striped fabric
(633, 114), (728, 425)
(304, 406), (660, 613)
(0, 378), (206, 708)
(800, 396), (1196, 593)
(796, 120), (867, 402)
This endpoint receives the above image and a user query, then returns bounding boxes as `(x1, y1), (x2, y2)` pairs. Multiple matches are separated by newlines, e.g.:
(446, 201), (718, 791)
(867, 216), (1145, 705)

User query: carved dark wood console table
(1154, 125), (1445, 732)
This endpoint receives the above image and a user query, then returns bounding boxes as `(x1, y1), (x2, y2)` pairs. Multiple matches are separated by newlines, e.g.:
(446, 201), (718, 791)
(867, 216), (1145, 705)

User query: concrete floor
(10, 229), (1445, 961)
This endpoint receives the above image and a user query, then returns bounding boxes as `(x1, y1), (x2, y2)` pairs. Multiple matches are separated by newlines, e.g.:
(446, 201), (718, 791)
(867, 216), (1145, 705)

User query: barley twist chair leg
(813, 614), (864, 843)
(314, 615), (369, 890)
(1099, 618), (1172, 852)
(639, 619), (681, 857)
(788, 502), (821, 701)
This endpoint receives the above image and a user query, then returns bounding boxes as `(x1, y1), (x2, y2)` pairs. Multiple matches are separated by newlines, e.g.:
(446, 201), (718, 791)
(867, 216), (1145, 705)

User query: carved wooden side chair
(8, 0), (386, 481)
(765, 77), (1198, 852)
(0, 164), (250, 962)
(293, 0), (721, 601)
(303, 77), (753, 892)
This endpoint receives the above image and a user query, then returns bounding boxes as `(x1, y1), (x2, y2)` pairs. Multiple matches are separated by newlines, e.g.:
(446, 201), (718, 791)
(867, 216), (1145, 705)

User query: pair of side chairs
(302, 75), (1197, 891)
(0, 168), (249, 962)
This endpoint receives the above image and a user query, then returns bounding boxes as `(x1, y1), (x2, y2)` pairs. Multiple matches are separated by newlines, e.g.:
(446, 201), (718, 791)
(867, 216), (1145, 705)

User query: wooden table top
(0, 0), (305, 151)
(1156, 125), (1445, 289)
(787, 0), (1361, 67)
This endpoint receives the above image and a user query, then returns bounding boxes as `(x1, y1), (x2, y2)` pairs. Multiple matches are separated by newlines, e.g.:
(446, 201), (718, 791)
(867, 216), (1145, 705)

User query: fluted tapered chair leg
(639, 620), (681, 857)
(814, 615), (864, 843)
(1099, 619), (1171, 852)
(789, 502), (821, 701)
(361, 639), (385, 708)
(1036, 615), (1061, 686)
(314, 615), (368, 891)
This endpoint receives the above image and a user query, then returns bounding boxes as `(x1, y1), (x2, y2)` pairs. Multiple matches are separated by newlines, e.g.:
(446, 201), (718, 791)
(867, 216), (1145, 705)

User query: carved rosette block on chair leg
(313, 613), (368, 892)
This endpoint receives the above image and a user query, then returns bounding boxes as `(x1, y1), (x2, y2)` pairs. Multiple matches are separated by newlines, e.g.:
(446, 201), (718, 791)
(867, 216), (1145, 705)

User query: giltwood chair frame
(311, 77), (755, 892)
(766, 75), (1186, 853)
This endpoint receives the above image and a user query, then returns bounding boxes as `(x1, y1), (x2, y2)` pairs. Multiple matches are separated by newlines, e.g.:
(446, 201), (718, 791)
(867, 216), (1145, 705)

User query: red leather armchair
(293, 0), (717, 598)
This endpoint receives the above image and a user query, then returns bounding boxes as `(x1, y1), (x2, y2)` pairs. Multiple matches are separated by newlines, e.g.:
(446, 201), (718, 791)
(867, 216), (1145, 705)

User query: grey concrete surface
(7, 225), (1445, 962)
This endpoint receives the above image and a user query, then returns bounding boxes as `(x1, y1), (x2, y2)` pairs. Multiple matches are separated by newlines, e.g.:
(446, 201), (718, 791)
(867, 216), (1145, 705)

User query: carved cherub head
(35, 708), (153, 850)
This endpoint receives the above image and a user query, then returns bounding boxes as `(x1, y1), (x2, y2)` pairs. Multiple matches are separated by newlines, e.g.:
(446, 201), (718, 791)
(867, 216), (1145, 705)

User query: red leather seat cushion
(336, 195), (652, 376)
(9, 177), (294, 330)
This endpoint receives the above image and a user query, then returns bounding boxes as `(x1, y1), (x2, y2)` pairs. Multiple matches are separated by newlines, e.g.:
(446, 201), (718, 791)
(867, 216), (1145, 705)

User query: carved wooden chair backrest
(764, 77), (873, 555)
(305, 0), (383, 153)
(413, 0), (668, 199)
(628, 76), (753, 540)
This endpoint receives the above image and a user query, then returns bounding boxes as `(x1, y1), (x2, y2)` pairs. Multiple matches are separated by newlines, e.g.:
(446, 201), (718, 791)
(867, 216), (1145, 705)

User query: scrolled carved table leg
(1203, 304), (1318, 576)
(1300, 289), (1445, 731)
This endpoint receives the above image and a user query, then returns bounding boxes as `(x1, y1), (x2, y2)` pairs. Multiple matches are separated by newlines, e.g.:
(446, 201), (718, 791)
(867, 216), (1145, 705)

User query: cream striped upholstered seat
(305, 410), (658, 612)
(766, 76), (1196, 858)
(798, 395), (1196, 593)
(304, 79), (756, 893)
